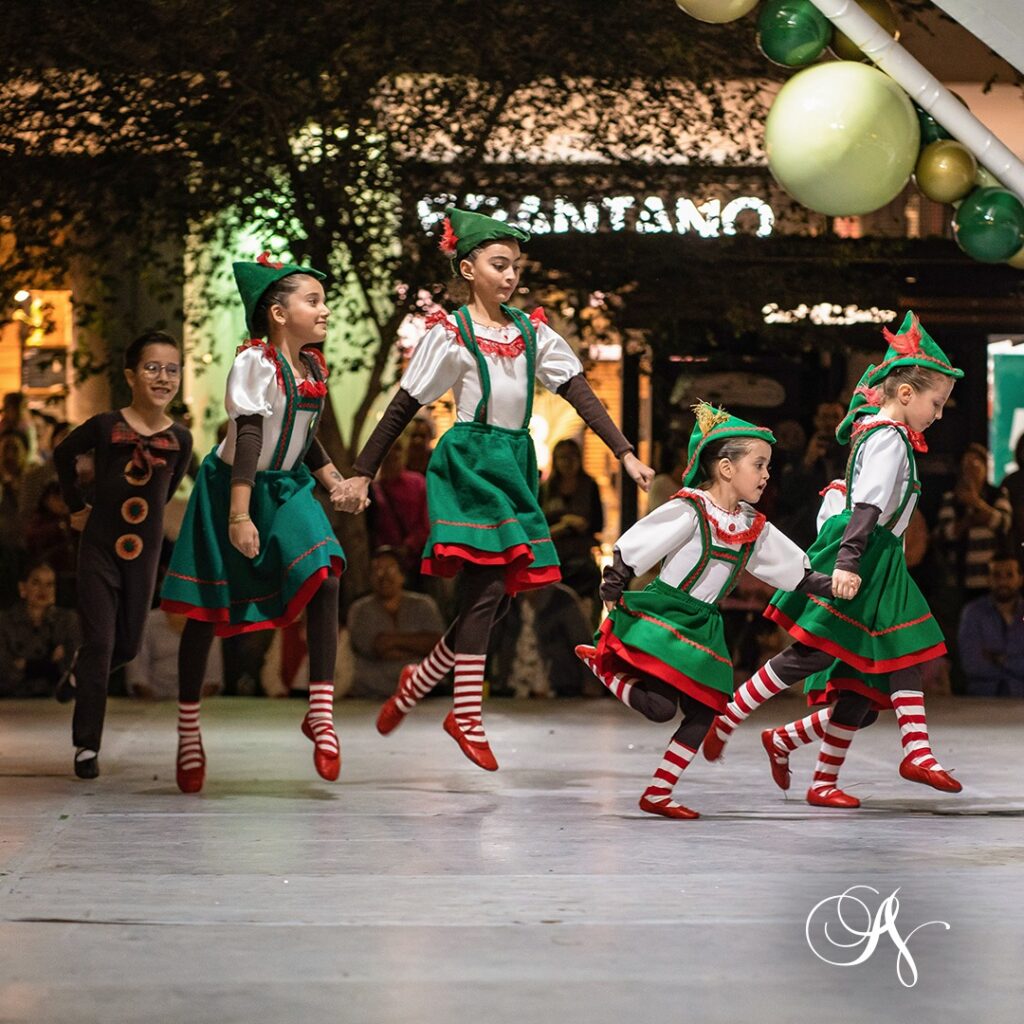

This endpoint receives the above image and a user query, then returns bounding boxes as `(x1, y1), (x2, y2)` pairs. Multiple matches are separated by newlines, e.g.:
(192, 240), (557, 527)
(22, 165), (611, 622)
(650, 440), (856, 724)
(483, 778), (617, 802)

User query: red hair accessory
(854, 383), (884, 406)
(256, 251), (285, 269)
(882, 313), (922, 355)
(439, 218), (459, 258)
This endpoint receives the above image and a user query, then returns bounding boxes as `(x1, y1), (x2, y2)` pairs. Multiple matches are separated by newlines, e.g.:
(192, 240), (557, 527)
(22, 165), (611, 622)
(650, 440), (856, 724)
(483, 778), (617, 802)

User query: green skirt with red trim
(594, 577), (734, 713)
(766, 510), (945, 675)
(422, 420), (559, 594)
(803, 661), (894, 710)
(160, 451), (344, 637)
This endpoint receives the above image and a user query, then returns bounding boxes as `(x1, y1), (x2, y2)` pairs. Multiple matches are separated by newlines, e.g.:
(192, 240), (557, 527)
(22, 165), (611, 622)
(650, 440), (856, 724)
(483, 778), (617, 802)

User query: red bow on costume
(111, 422), (181, 472)
(852, 419), (928, 453)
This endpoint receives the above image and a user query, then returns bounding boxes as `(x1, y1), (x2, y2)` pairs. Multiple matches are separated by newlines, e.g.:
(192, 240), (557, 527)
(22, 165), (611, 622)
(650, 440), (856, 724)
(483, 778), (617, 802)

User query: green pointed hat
(232, 251), (327, 336)
(682, 401), (776, 488)
(439, 207), (530, 263)
(836, 366), (881, 446)
(865, 311), (964, 388)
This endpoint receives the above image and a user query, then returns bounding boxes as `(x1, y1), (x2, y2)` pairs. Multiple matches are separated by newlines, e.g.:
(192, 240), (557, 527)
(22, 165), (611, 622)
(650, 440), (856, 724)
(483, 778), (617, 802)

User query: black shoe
(55, 649), (80, 704)
(74, 750), (99, 779)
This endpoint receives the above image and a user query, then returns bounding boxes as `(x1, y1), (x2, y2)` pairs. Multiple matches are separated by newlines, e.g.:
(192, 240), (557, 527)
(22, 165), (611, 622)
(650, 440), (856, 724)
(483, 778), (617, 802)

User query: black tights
(628, 677), (717, 749)
(438, 565), (513, 657)
(178, 576), (340, 702)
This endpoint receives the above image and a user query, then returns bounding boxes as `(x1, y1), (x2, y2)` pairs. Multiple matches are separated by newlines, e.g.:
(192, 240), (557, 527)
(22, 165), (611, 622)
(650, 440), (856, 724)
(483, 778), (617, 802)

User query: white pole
(806, 0), (1024, 204)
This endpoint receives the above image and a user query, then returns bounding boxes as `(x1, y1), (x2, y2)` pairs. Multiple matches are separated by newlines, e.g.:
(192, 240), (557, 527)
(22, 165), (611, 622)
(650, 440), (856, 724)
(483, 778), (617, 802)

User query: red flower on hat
(882, 313), (922, 355)
(257, 251), (285, 269)
(439, 218), (459, 258)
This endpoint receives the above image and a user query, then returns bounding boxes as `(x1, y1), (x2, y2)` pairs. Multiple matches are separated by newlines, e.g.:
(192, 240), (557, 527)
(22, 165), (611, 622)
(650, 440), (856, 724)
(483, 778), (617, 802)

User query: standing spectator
(489, 582), (594, 697)
(998, 433), (1024, 552)
(775, 400), (845, 547)
(368, 433), (431, 581)
(957, 554), (1024, 697)
(0, 561), (80, 698)
(540, 438), (604, 614)
(19, 421), (70, 525)
(935, 443), (1013, 604)
(403, 415), (435, 475)
(24, 480), (78, 607)
(0, 392), (36, 458)
(647, 438), (687, 512)
(347, 547), (445, 699)
(0, 432), (30, 597)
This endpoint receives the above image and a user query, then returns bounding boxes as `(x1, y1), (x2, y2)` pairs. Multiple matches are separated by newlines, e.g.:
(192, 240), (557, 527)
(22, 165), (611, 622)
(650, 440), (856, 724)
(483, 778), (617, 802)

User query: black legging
(436, 564), (514, 657)
(178, 576), (340, 701)
(626, 676), (717, 749)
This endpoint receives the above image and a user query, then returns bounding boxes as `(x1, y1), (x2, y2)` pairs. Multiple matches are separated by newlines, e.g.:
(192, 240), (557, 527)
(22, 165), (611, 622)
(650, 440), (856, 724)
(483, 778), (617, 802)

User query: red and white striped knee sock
(891, 690), (945, 771)
(579, 648), (638, 704)
(453, 653), (487, 743)
(397, 639), (455, 713)
(642, 739), (698, 809)
(307, 681), (339, 757)
(176, 701), (204, 771)
(809, 720), (857, 797)
(771, 708), (831, 756)
(713, 663), (788, 741)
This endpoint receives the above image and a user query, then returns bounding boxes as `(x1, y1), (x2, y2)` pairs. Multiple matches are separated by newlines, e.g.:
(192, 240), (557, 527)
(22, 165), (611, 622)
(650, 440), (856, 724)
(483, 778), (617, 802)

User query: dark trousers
(72, 544), (156, 751)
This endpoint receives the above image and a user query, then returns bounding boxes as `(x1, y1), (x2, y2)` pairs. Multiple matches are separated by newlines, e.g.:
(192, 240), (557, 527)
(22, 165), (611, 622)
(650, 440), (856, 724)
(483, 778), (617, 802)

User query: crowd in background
(2, 390), (1023, 703)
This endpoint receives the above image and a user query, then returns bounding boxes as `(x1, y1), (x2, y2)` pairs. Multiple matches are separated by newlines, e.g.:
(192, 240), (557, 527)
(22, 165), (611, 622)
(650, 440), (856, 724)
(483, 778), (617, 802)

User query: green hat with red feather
(864, 311), (963, 388)
(438, 206), (530, 263)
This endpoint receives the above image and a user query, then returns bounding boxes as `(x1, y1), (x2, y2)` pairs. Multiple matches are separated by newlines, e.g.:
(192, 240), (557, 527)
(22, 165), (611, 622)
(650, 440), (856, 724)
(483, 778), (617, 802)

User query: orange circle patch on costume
(115, 534), (144, 560)
(121, 497), (149, 524)
(124, 460), (153, 486)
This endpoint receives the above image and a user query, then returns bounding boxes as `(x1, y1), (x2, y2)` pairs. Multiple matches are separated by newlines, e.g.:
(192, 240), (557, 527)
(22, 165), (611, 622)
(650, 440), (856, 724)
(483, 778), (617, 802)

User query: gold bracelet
(228, 512), (251, 524)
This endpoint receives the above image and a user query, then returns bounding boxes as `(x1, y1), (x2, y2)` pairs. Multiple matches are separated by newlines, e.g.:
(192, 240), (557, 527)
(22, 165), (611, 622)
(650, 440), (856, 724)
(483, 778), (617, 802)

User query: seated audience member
(0, 561), (79, 698)
(403, 415), (435, 475)
(347, 547), (445, 699)
(957, 554), (1024, 698)
(24, 480), (78, 605)
(489, 582), (593, 698)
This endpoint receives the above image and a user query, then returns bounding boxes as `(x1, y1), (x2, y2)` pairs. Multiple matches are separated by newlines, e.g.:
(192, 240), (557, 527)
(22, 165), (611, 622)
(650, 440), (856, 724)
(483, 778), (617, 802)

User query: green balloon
(757, 0), (831, 67)
(766, 63), (920, 216)
(915, 104), (952, 145)
(953, 187), (1024, 263)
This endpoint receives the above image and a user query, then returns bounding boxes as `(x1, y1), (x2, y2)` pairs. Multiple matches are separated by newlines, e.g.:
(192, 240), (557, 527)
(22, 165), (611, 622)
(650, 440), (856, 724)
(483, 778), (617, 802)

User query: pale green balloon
(766, 62), (920, 216)
(1008, 246), (1024, 269)
(675, 0), (759, 23)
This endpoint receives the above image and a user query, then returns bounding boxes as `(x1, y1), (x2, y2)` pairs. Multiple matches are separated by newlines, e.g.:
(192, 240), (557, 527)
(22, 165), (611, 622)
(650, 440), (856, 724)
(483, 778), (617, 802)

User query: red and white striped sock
(307, 681), (339, 758)
(641, 739), (698, 810)
(713, 663), (788, 741)
(771, 708), (831, 755)
(809, 720), (857, 797)
(891, 690), (944, 771)
(396, 639), (455, 713)
(453, 653), (487, 744)
(176, 701), (204, 772)
(577, 646), (638, 704)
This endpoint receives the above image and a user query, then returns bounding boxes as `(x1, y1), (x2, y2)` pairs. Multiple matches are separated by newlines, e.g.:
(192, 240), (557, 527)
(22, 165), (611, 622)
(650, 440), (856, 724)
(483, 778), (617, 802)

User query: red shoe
(806, 786), (860, 808)
(443, 711), (498, 771)
(899, 755), (962, 793)
(302, 714), (341, 782)
(575, 644), (597, 667)
(702, 720), (729, 762)
(638, 791), (700, 820)
(175, 741), (205, 795)
(377, 666), (415, 736)
(761, 729), (791, 791)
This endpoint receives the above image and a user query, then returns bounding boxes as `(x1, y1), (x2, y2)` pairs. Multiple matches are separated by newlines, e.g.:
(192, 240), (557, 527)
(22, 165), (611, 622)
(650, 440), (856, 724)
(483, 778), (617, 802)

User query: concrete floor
(1, 694), (1022, 1024)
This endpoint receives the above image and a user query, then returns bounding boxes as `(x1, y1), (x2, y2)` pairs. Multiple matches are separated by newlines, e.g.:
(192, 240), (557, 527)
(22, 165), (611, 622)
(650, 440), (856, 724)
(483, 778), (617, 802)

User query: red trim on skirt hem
(765, 605), (946, 673)
(596, 619), (728, 714)
(806, 678), (894, 711)
(421, 542), (561, 594)
(160, 558), (343, 637)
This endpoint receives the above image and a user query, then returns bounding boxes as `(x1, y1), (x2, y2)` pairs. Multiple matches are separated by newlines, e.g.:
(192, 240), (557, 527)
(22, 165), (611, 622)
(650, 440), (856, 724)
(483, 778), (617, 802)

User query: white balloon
(674, 0), (760, 25)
